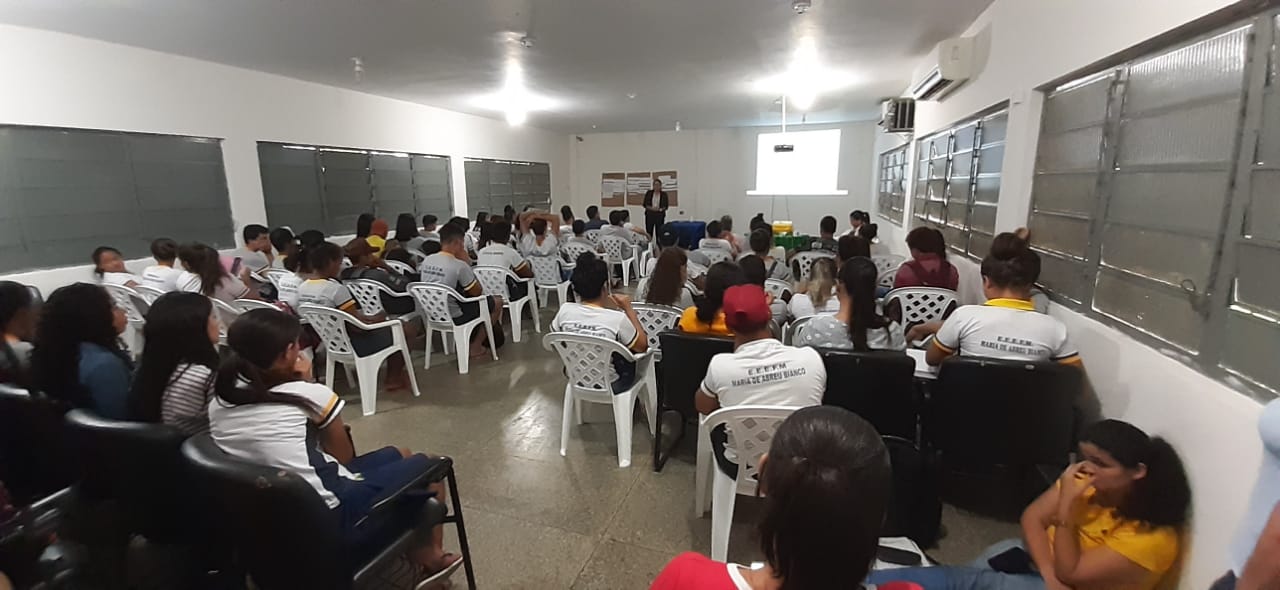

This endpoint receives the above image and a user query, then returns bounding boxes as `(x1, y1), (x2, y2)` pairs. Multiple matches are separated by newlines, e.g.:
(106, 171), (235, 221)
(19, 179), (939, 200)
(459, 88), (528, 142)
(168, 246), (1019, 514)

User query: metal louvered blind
(911, 108), (1009, 260)
(0, 126), (232, 272)
(877, 145), (908, 226)
(464, 158), (552, 216)
(1029, 15), (1280, 399)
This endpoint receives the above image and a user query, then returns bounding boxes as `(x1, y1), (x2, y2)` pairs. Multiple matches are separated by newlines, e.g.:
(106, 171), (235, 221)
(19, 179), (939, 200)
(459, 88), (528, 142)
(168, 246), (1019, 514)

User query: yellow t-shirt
(366, 235), (387, 257)
(678, 306), (732, 336)
(1047, 488), (1179, 590)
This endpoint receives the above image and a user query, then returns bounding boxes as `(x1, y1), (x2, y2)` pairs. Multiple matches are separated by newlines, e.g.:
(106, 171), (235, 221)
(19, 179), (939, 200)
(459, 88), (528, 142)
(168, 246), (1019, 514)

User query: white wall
(568, 122), (877, 235)
(881, 1), (1267, 587)
(0, 24), (569, 295)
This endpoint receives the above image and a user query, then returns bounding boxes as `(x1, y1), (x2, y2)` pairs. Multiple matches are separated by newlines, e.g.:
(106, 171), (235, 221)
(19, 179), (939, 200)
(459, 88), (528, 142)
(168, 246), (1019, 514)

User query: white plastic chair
(384, 260), (415, 276)
(543, 332), (656, 468)
(102, 283), (149, 355)
(473, 266), (540, 343)
(696, 405), (800, 561)
(560, 241), (596, 263)
(264, 269), (292, 290)
(406, 249), (427, 265)
(877, 267), (901, 290)
(630, 303), (682, 362)
(883, 287), (958, 326)
(297, 304), (421, 416)
(406, 282), (497, 375)
(584, 229), (602, 245)
(208, 298), (242, 346)
(701, 248), (733, 266)
(344, 279), (420, 322)
(637, 248), (654, 279)
(600, 236), (638, 286)
(231, 299), (280, 313)
(872, 255), (906, 275)
(763, 279), (793, 301)
(792, 251), (836, 281)
(134, 285), (166, 304)
(528, 255), (571, 309)
(783, 315), (818, 346)
(340, 258), (353, 270)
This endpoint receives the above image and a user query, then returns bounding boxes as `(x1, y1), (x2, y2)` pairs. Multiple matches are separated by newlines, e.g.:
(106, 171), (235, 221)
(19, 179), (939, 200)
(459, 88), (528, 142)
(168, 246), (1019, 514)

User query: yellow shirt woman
(1047, 487), (1179, 590)
(678, 306), (732, 336)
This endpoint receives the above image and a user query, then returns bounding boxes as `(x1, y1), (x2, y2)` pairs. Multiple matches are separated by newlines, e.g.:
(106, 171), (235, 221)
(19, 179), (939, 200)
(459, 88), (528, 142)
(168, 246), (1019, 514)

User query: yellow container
(771, 220), (794, 236)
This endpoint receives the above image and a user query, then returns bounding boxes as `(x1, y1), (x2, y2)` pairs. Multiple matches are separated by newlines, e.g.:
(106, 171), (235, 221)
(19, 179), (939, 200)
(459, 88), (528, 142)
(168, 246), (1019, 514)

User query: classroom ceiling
(0, 0), (993, 133)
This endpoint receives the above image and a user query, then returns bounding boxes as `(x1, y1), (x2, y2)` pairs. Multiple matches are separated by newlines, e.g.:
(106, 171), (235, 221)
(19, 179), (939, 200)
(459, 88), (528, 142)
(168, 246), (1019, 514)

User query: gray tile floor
(339, 303), (1020, 589)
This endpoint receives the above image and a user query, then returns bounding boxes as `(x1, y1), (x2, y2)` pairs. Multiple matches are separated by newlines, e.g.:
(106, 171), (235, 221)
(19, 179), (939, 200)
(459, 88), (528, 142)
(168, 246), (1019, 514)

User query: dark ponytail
(1080, 419), (1191, 528)
(980, 231), (1041, 288)
(839, 258), (888, 351)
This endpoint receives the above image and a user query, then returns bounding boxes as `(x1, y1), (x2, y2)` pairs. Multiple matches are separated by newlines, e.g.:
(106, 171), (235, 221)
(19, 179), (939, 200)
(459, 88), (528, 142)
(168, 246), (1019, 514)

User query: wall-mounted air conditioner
(909, 37), (975, 101)
(879, 98), (915, 133)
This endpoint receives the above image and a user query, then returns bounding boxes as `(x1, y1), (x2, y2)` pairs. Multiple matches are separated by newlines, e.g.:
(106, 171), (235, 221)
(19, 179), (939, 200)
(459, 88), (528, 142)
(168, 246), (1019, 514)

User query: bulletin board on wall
(600, 170), (679, 207)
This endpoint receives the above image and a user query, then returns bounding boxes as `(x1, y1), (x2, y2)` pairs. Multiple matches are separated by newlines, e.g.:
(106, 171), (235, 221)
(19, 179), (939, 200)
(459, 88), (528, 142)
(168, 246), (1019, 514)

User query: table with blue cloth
(666, 221), (706, 250)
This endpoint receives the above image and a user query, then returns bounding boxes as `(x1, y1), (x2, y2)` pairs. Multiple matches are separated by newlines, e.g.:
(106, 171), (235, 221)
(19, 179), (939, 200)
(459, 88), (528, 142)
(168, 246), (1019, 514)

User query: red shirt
(651, 552), (748, 590)
(893, 253), (959, 291)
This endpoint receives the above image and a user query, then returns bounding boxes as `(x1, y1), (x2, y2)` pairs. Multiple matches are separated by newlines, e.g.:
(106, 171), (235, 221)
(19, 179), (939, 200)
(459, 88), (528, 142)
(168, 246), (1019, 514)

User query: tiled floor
(339, 303), (1020, 589)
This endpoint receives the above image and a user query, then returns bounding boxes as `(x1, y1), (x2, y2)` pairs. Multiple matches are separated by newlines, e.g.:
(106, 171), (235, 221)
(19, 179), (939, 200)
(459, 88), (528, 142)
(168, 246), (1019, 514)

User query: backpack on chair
(881, 435), (942, 548)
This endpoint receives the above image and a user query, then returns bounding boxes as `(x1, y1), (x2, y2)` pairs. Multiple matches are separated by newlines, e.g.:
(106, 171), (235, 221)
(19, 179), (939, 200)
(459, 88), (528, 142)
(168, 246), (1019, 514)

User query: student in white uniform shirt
(176, 243), (256, 304)
(698, 220), (736, 256)
(477, 218), (534, 302)
(420, 224), (505, 357)
(908, 231), (1082, 367)
(92, 246), (140, 288)
(231, 224), (274, 277)
(696, 284), (827, 478)
(747, 228), (792, 282)
(559, 205), (576, 237)
(208, 309), (459, 576)
(517, 210), (562, 258)
(551, 252), (647, 392)
(795, 258), (906, 352)
(599, 210), (642, 244)
(141, 238), (184, 293)
(565, 220), (601, 251)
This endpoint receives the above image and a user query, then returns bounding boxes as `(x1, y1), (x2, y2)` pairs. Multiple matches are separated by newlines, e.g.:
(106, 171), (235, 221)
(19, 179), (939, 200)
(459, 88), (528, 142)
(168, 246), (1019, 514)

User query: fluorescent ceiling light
(751, 38), (855, 110)
(473, 61), (559, 126)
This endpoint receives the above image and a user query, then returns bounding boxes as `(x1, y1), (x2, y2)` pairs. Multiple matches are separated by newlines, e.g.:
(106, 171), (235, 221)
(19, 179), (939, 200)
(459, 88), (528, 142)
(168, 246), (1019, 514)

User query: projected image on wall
(747, 128), (848, 196)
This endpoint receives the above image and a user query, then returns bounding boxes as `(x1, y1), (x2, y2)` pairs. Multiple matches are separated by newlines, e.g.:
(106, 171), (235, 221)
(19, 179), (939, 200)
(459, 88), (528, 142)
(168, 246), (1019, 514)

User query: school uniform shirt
(788, 291), (840, 319)
(642, 256), (708, 281)
(932, 298), (1081, 364)
(520, 233), (559, 257)
(161, 363), (215, 436)
(99, 271), (139, 286)
(551, 302), (641, 351)
(141, 264), (184, 292)
(700, 338), (826, 409)
(559, 224), (573, 236)
(477, 243), (530, 274)
(208, 380), (352, 509)
(296, 278), (359, 314)
(232, 247), (271, 274)
(567, 236), (599, 251)
(419, 251), (479, 318)
(1047, 486), (1179, 590)
(795, 315), (907, 352)
(699, 237), (734, 253)
(809, 236), (839, 253)
(650, 552), (752, 590)
(463, 231), (479, 254)
(176, 271), (251, 304)
(276, 273), (303, 310)
(599, 224), (634, 243)
(758, 256), (792, 282)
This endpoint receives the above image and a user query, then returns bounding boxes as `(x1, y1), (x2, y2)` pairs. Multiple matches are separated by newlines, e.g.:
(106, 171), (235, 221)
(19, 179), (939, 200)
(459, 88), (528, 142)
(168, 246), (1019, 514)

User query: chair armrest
(454, 293), (489, 305)
(357, 457), (454, 527)
(348, 318), (407, 331)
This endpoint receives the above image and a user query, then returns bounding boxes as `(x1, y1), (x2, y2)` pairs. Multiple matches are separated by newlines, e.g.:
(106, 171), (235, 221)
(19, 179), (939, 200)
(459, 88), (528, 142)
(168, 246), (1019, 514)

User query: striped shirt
(161, 363), (215, 436)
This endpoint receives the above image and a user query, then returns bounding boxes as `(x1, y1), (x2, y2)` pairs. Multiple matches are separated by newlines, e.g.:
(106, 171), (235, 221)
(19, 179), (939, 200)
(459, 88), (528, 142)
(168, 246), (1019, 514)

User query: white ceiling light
(751, 37), (854, 111)
(472, 61), (558, 126)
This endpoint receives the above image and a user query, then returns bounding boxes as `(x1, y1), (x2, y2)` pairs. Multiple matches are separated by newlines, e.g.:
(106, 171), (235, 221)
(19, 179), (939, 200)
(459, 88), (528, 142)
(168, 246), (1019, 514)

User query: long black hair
(0, 281), (36, 386)
(393, 213), (417, 243)
(306, 242), (344, 278)
(177, 243), (228, 297)
(839, 258), (890, 351)
(31, 283), (129, 407)
(646, 249), (687, 307)
(981, 231), (1041, 289)
(215, 309), (309, 409)
(355, 213), (374, 238)
(130, 293), (219, 422)
(695, 262), (746, 325)
(758, 406), (891, 589)
(288, 230), (328, 274)
(1080, 420), (1190, 528)
(91, 246), (124, 279)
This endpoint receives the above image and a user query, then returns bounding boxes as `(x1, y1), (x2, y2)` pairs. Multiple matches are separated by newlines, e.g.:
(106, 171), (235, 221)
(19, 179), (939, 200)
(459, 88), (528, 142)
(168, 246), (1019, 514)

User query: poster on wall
(601, 173), (626, 206)
(626, 172), (652, 205)
(653, 170), (679, 206)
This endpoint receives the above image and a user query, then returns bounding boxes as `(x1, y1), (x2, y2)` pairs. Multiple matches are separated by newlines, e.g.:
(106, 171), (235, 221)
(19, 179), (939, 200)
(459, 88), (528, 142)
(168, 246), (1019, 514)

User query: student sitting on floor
(551, 252), (648, 392)
(92, 245), (140, 288)
(869, 419), (1190, 590)
(796, 257), (906, 352)
(789, 257), (840, 319)
(652, 406), (890, 590)
(141, 238), (184, 293)
(31, 283), (133, 419)
(643, 249), (695, 309)
(130, 292), (220, 436)
(209, 309), (459, 580)
(420, 224), (504, 357)
(907, 231), (1080, 366)
(678, 261), (747, 336)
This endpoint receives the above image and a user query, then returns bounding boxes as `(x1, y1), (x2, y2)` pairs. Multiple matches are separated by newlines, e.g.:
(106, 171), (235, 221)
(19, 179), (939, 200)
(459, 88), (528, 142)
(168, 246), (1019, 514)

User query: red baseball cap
(722, 284), (772, 332)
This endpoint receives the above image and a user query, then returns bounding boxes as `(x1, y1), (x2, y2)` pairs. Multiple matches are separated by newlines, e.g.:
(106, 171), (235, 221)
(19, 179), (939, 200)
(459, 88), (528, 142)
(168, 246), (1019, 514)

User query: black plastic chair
(817, 348), (919, 441)
(653, 331), (734, 471)
(0, 384), (75, 505)
(181, 434), (476, 590)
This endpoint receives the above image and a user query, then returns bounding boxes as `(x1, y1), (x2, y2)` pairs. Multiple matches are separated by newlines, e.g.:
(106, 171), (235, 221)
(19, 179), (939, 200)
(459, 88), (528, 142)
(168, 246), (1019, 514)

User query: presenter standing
(643, 179), (670, 236)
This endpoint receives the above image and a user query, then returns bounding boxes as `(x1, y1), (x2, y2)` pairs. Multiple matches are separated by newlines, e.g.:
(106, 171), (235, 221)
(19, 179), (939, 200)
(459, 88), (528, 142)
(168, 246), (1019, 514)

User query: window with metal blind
(910, 108), (1009, 259)
(0, 125), (233, 272)
(877, 145), (909, 226)
(1029, 16), (1280, 398)
(258, 143), (453, 235)
(464, 158), (552, 216)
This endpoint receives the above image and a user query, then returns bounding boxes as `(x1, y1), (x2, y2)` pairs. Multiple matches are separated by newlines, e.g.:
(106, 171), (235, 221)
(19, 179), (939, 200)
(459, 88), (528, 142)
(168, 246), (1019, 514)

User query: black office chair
(653, 332), (734, 471)
(0, 384), (75, 505)
(925, 356), (1083, 514)
(181, 435), (475, 590)
(818, 348), (919, 440)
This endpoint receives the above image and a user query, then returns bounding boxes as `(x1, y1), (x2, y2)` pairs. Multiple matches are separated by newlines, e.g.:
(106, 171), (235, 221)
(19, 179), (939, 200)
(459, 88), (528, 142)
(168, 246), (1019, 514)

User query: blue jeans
(867, 539), (1046, 590)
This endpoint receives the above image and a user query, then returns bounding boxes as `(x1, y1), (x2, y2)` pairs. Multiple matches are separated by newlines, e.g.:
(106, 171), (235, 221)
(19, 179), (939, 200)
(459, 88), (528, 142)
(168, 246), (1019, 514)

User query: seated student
(796, 257), (906, 352)
(420, 224), (504, 357)
(465, 212), (487, 257)
(699, 220), (736, 255)
(209, 309), (459, 577)
(600, 210), (637, 243)
(748, 212), (770, 233)
(679, 262), (747, 336)
(789, 257), (840, 319)
(141, 238), (184, 293)
(177, 243), (255, 304)
(276, 229), (325, 311)
(0, 281), (37, 386)
(340, 239), (416, 315)
(583, 205), (608, 231)
(130, 292), (220, 436)
(1215, 399), (1280, 590)
(390, 213), (420, 254)
(808, 216), (840, 253)
(643, 249), (695, 309)
(648, 225), (709, 281)
(738, 255), (787, 331)
(232, 224), (274, 277)
(861, 222), (889, 257)
(748, 228), (791, 281)
(551, 252), (648, 391)
(651, 406), (890, 590)
(297, 242), (412, 391)
(559, 205), (575, 236)
(565, 219), (600, 251)
(842, 210), (867, 238)
(895, 226), (960, 291)
(368, 218), (391, 257)
(870, 419), (1190, 590)
(718, 215), (743, 254)
(477, 219), (534, 301)
(269, 226), (298, 270)
(620, 209), (650, 243)
(92, 246), (140, 287)
(518, 210), (562, 258)
(31, 283), (133, 419)
(694, 284), (827, 477)
(837, 234), (871, 267)
(407, 214), (440, 254)
(908, 232), (1079, 366)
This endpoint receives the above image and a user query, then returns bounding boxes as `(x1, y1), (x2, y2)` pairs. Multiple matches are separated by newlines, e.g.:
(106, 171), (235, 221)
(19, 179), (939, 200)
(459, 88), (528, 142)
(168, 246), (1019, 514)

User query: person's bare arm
(320, 415), (356, 465)
(1051, 463), (1151, 588)
(1240, 502), (1280, 590)
(611, 294), (648, 353)
(1021, 485), (1071, 589)
(695, 389), (720, 415)
(462, 281), (484, 298)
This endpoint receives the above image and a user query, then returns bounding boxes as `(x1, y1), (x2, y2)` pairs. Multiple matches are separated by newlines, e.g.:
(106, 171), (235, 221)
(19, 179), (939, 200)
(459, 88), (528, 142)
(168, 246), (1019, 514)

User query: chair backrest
(785, 315), (817, 345)
(817, 349), (918, 439)
(264, 269), (292, 289)
(792, 251), (835, 281)
(232, 299), (281, 313)
(561, 241), (595, 263)
(181, 435), (349, 589)
(634, 276), (651, 300)
(407, 282), (462, 327)
(102, 283), (148, 324)
(599, 235), (633, 261)
(877, 267), (900, 290)
(406, 249), (427, 264)
(703, 405), (799, 483)
(0, 384), (74, 504)
(871, 255), (906, 274)
(528, 255), (564, 287)
(25, 284), (42, 304)
(584, 229), (601, 244)
(208, 297), (241, 340)
(63, 409), (192, 542)
(340, 258), (353, 270)
(631, 303), (682, 354)
(473, 265), (515, 300)
(134, 284), (166, 304)
(884, 287), (957, 325)
(297, 304), (357, 359)
(657, 332), (734, 417)
(930, 357), (1082, 467)
(343, 279), (387, 316)
(384, 259), (415, 276)
(543, 332), (633, 392)
(701, 248), (733, 266)
(763, 279), (793, 301)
